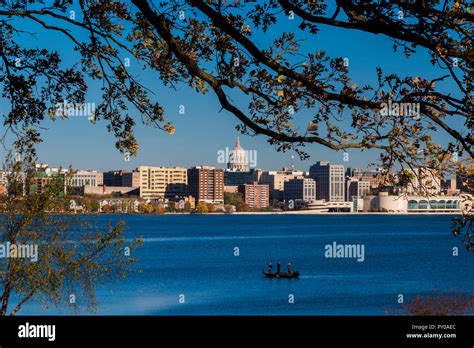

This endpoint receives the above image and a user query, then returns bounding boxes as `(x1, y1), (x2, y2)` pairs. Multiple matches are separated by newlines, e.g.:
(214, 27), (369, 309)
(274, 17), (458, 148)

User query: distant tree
(196, 203), (209, 214)
(138, 203), (153, 214)
(183, 202), (192, 212)
(152, 203), (165, 214)
(224, 192), (245, 206)
(206, 203), (217, 213)
(167, 201), (176, 212)
(0, 155), (141, 315)
(224, 204), (234, 214)
(90, 200), (100, 213)
(236, 203), (251, 212)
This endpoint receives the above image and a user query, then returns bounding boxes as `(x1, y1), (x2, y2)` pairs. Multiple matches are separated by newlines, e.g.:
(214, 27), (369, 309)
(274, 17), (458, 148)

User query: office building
(138, 166), (187, 199)
(309, 161), (345, 202)
(283, 177), (316, 202)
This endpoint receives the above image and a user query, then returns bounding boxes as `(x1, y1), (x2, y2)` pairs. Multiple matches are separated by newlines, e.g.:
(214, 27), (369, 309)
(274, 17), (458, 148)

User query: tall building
(238, 182), (269, 208)
(224, 171), (249, 186)
(309, 161), (345, 202)
(138, 166), (187, 199)
(227, 137), (249, 172)
(122, 171), (140, 187)
(346, 179), (371, 201)
(345, 167), (363, 179)
(245, 168), (263, 183)
(103, 170), (126, 186)
(187, 166), (224, 204)
(284, 177), (316, 202)
(260, 168), (304, 201)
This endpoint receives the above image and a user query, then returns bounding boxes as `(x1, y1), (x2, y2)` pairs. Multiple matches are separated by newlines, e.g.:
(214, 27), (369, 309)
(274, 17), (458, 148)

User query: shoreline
(72, 211), (463, 216)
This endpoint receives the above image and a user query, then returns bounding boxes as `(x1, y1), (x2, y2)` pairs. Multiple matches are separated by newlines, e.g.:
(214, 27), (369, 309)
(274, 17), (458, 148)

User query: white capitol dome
(228, 137), (249, 172)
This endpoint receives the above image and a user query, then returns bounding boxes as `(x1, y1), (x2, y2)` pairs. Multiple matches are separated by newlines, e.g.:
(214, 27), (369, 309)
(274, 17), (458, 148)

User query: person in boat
(277, 261), (281, 274)
(287, 263), (292, 274)
(268, 262), (272, 273)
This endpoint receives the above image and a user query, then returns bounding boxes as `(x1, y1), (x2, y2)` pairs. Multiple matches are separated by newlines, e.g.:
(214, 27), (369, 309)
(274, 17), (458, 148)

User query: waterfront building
(283, 177), (316, 202)
(346, 179), (371, 202)
(260, 168), (304, 201)
(187, 166), (224, 204)
(238, 182), (269, 208)
(104, 170), (139, 187)
(361, 192), (465, 213)
(406, 196), (465, 212)
(306, 200), (352, 212)
(227, 137), (250, 172)
(245, 168), (263, 183)
(138, 166), (187, 199)
(309, 161), (345, 202)
(346, 167), (364, 179)
(224, 171), (249, 186)
(360, 170), (384, 190)
(70, 170), (103, 188)
(123, 171), (140, 187)
(103, 170), (126, 186)
(224, 185), (239, 194)
(83, 185), (139, 196)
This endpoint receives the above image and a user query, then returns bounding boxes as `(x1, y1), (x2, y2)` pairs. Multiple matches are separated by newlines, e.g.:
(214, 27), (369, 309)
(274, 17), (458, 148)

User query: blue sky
(0, 3), (465, 172)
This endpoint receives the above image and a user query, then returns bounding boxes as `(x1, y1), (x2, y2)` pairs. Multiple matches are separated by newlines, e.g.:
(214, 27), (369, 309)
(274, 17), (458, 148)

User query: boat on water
(262, 269), (300, 279)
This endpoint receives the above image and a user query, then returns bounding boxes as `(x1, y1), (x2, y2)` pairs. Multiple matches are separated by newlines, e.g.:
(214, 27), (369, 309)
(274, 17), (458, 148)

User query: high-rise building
(103, 170), (126, 186)
(346, 179), (371, 201)
(238, 182), (269, 208)
(260, 168), (304, 201)
(224, 171), (249, 186)
(138, 166), (187, 199)
(345, 167), (363, 179)
(187, 166), (224, 204)
(122, 171), (140, 187)
(245, 168), (263, 183)
(309, 161), (345, 202)
(284, 177), (316, 202)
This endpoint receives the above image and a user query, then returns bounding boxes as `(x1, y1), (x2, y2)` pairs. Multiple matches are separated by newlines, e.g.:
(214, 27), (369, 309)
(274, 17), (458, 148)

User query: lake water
(20, 214), (474, 315)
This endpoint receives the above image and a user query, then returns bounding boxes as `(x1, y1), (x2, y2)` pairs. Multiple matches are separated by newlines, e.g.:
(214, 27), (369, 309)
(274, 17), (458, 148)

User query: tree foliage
(0, 1), (472, 251)
(0, 155), (141, 315)
(0, 1), (471, 165)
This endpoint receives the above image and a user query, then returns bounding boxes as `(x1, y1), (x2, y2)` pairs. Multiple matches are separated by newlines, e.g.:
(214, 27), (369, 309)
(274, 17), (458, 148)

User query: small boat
(262, 269), (300, 279)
